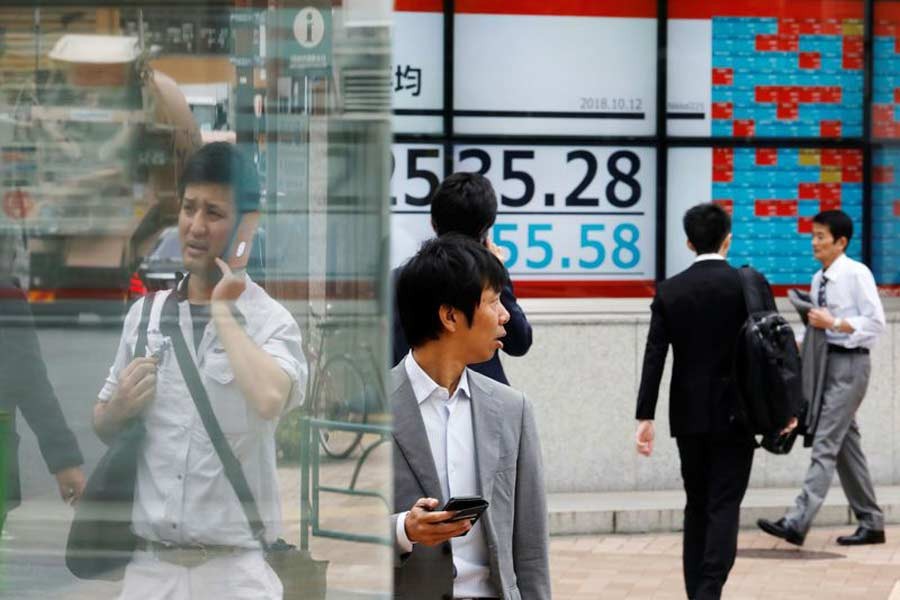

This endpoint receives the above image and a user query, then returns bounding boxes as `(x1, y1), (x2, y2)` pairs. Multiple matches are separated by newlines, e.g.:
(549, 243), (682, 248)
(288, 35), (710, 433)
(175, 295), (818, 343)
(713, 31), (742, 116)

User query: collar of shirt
(404, 352), (471, 407)
(820, 252), (849, 283)
(693, 253), (726, 263)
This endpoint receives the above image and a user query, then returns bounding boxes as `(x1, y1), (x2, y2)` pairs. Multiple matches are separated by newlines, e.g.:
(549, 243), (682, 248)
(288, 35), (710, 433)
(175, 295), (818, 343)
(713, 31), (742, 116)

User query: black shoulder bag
(66, 292), (156, 580)
(159, 293), (327, 599)
(735, 267), (803, 455)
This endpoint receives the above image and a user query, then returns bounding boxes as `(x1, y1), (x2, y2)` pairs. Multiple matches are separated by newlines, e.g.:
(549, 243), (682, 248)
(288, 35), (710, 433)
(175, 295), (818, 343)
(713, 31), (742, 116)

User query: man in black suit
(391, 172), (532, 385)
(634, 203), (790, 599)
(0, 234), (85, 520)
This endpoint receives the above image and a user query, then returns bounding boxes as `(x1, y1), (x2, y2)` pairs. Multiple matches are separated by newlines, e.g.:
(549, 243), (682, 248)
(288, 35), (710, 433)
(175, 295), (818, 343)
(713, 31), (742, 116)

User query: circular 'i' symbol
(294, 8), (325, 48)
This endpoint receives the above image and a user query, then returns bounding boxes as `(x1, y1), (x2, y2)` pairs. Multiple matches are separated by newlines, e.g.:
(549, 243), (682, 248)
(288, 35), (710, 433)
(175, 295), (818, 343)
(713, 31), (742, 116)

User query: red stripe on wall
(455, 0), (656, 18)
(877, 285), (900, 297)
(512, 280), (656, 298)
(670, 0), (863, 20)
(876, 2), (900, 23)
(509, 281), (889, 299)
(395, 0), (442, 12)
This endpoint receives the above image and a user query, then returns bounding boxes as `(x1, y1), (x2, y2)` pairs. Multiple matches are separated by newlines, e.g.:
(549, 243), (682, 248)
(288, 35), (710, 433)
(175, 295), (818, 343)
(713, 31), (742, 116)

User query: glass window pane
(391, 143), (656, 296)
(453, 1), (658, 136)
(668, 147), (863, 288)
(668, 1), (865, 138)
(873, 148), (900, 285)
(873, 0), (900, 138)
(392, 0), (443, 134)
(1, 2), (392, 598)
(389, 142), (445, 268)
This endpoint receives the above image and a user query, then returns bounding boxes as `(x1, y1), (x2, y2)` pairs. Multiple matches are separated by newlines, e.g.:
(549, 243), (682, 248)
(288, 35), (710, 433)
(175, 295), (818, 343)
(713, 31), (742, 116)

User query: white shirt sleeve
(844, 268), (886, 348)
(259, 309), (308, 411)
(396, 511), (414, 553)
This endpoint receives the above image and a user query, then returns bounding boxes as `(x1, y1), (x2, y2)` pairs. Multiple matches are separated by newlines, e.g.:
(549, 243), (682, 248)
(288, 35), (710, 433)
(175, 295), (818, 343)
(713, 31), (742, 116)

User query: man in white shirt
(759, 210), (886, 547)
(390, 235), (550, 600)
(93, 143), (306, 599)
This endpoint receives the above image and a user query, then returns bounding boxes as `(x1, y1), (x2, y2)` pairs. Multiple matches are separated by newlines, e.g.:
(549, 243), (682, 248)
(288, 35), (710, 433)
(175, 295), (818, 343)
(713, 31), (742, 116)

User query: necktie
(818, 275), (828, 307)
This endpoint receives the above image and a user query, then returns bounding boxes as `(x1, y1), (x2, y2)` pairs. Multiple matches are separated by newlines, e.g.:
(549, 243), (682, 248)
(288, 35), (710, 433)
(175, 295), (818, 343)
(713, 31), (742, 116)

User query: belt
(138, 538), (249, 569)
(827, 344), (869, 355)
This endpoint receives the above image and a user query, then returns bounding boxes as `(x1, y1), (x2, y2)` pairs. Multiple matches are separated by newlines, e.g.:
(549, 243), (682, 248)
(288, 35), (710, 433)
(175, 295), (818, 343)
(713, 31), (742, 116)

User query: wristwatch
(831, 317), (843, 332)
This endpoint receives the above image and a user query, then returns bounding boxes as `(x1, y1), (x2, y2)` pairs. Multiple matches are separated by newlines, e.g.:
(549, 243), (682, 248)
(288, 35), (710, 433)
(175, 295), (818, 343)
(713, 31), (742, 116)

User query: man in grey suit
(391, 235), (550, 600)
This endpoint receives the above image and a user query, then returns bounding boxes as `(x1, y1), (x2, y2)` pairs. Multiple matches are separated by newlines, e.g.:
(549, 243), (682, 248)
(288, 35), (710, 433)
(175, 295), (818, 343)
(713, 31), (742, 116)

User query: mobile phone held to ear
(224, 211), (259, 271)
(441, 495), (489, 532)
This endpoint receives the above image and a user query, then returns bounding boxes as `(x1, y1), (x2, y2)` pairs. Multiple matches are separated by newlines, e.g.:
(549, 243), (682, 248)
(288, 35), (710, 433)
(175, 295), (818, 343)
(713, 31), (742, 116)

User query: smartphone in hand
(224, 211), (260, 271)
(441, 495), (489, 535)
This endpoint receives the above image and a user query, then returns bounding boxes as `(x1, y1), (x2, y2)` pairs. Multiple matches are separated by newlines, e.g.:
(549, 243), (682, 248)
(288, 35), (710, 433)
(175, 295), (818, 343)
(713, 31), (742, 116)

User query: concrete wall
(504, 297), (900, 494)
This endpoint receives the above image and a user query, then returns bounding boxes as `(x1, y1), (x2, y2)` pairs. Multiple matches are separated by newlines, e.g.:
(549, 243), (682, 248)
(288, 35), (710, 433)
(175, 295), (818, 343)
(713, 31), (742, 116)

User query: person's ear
(836, 236), (848, 251)
(719, 233), (732, 254)
(438, 304), (458, 333)
(686, 240), (696, 253)
(431, 218), (438, 235)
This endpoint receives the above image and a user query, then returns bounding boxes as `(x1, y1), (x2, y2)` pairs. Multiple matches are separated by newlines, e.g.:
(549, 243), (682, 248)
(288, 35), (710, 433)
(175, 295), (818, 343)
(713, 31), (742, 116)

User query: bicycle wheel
(314, 355), (368, 459)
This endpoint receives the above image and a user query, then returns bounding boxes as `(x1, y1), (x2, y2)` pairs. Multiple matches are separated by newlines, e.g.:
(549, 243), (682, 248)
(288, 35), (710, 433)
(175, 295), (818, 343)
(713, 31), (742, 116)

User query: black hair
(812, 210), (853, 245)
(397, 234), (506, 348)
(179, 142), (260, 212)
(430, 172), (498, 240)
(682, 203), (731, 254)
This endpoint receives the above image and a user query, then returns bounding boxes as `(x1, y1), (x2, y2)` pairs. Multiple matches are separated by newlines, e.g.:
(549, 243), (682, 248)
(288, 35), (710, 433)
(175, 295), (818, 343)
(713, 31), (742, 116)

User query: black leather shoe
(836, 527), (885, 546)
(757, 517), (806, 546)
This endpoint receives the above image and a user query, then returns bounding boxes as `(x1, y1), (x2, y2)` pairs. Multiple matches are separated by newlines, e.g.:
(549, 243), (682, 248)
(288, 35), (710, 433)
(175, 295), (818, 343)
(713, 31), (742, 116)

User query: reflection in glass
(0, 3), (391, 599)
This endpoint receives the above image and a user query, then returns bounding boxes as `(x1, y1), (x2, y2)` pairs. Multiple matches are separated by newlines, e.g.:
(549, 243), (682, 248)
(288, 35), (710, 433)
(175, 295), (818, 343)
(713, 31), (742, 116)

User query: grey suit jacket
(799, 325), (828, 445)
(390, 363), (551, 600)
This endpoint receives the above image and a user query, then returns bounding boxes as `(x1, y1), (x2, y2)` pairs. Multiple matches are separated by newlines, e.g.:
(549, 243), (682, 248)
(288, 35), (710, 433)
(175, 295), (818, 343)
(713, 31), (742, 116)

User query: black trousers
(676, 433), (754, 600)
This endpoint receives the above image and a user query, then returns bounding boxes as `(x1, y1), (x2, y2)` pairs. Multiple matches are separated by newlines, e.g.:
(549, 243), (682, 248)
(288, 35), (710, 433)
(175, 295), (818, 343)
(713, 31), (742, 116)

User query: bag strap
(134, 291), (157, 359)
(158, 292), (268, 548)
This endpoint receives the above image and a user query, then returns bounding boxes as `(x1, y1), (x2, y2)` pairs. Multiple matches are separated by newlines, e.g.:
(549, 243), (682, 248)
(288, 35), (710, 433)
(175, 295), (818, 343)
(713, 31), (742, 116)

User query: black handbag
(760, 428), (799, 455)
(65, 292), (155, 580)
(161, 293), (328, 599)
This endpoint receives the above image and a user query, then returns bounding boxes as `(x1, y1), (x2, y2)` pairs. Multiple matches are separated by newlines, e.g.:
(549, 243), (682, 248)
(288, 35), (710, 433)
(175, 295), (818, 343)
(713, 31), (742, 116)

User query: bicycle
(303, 305), (387, 459)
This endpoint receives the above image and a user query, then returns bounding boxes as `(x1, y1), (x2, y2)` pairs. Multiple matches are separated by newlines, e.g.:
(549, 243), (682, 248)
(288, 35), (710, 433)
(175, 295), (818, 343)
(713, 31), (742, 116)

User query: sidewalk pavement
(5, 435), (900, 599)
(551, 526), (900, 599)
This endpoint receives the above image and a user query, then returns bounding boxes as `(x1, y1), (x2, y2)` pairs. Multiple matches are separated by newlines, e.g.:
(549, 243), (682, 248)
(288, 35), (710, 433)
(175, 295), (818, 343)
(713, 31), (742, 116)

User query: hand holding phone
(441, 495), (489, 533)
(224, 211), (260, 272)
(403, 497), (473, 546)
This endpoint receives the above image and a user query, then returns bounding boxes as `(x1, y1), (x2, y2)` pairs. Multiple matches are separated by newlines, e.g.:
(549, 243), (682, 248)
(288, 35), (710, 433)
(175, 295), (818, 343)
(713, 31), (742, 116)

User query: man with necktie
(758, 210), (886, 546)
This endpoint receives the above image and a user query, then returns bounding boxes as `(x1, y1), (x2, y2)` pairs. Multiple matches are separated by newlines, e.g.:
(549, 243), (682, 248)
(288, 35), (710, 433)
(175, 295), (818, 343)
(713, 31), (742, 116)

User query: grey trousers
(785, 353), (883, 534)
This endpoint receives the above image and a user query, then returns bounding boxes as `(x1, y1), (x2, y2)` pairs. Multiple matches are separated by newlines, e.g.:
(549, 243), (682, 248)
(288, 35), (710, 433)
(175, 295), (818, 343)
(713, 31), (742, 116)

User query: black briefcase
(760, 427), (799, 455)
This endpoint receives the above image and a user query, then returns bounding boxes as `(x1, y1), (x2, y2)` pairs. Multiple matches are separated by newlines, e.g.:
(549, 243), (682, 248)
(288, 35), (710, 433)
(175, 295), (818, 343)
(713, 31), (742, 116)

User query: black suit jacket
(636, 260), (767, 436)
(390, 267), (533, 385)
(0, 279), (83, 508)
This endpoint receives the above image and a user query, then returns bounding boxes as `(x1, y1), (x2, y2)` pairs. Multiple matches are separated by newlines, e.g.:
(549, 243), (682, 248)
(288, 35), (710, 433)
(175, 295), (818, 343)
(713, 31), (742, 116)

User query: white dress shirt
(98, 276), (307, 548)
(396, 352), (495, 599)
(812, 253), (886, 349)
(694, 252), (726, 263)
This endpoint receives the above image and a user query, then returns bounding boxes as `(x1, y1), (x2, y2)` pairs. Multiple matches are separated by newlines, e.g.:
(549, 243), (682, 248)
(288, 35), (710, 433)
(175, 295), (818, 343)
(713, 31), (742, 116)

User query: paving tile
(550, 526), (900, 599)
